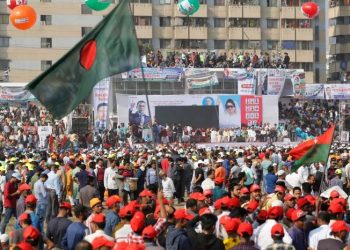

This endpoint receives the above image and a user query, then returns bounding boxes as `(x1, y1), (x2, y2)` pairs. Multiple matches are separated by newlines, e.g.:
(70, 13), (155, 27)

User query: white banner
(38, 126), (52, 148)
(93, 78), (110, 131)
(238, 79), (255, 95)
(303, 84), (324, 99)
(267, 69), (286, 96)
(325, 84), (350, 100)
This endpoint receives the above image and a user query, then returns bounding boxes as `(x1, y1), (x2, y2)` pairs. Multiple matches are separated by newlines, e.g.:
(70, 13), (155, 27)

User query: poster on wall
(185, 69), (219, 89)
(325, 84), (350, 100)
(288, 69), (306, 98)
(217, 95), (241, 128)
(38, 126), (52, 148)
(303, 84), (325, 99)
(241, 96), (262, 127)
(93, 78), (110, 131)
(267, 69), (285, 96)
(257, 69), (268, 95)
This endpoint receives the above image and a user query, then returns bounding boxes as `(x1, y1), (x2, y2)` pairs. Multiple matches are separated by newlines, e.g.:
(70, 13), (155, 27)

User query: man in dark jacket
(318, 220), (348, 250)
(196, 214), (225, 250)
(166, 208), (193, 250)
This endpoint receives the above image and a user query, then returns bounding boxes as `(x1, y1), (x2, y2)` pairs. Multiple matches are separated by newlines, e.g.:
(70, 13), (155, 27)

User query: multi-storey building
(0, 0), (319, 83)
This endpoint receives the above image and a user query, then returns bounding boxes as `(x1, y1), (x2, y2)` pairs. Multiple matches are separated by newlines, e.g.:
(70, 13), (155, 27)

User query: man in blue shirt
(289, 209), (307, 250)
(104, 195), (121, 236)
(45, 165), (61, 223)
(33, 173), (48, 224)
(62, 205), (89, 250)
(265, 165), (278, 194)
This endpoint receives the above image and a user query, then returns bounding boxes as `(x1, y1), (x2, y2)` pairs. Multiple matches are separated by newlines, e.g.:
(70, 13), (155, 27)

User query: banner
(38, 126), (52, 148)
(185, 69), (219, 89)
(241, 96), (262, 127)
(123, 68), (182, 82)
(325, 84), (350, 100)
(238, 79), (255, 95)
(93, 78), (110, 131)
(0, 87), (35, 101)
(257, 69), (268, 95)
(267, 69), (286, 95)
(303, 84), (324, 99)
(288, 69), (306, 98)
(223, 68), (255, 80)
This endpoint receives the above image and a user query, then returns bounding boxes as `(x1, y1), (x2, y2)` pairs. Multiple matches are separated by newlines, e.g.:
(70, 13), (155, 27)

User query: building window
(0, 60), (10, 71)
(267, 40), (279, 50)
(214, 0), (225, 6)
(175, 39), (207, 49)
(0, 37), (9, 47)
(214, 40), (225, 49)
(81, 4), (92, 14)
(282, 40), (296, 50)
(41, 38), (52, 48)
(134, 16), (152, 26)
(160, 17), (171, 27)
(229, 40), (240, 49)
(192, 18), (207, 27)
(0, 14), (9, 24)
(160, 39), (171, 49)
(214, 18), (225, 28)
(40, 15), (52, 25)
(81, 27), (93, 36)
(41, 60), (52, 71)
(229, 18), (260, 28)
(281, 19), (311, 28)
(267, 19), (278, 28)
(296, 41), (311, 50)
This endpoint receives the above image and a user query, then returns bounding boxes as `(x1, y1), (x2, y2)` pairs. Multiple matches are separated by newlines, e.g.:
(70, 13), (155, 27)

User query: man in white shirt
(159, 170), (175, 204)
(201, 169), (215, 191)
(84, 213), (114, 243)
(308, 211), (330, 250)
(286, 171), (304, 188)
(104, 161), (118, 196)
(297, 165), (309, 183)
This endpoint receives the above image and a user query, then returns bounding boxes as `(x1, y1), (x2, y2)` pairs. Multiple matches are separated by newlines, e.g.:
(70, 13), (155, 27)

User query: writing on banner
(38, 126), (53, 148)
(267, 69), (286, 95)
(0, 87), (35, 101)
(325, 84), (350, 100)
(302, 84), (324, 99)
(123, 68), (182, 82)
(238, 79), (255, 95)
(185, 68), (219, 89)
(241, 95), (262, 127)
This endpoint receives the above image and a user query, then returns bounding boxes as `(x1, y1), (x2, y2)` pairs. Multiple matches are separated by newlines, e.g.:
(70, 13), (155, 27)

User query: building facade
(0, 0), (321, 83)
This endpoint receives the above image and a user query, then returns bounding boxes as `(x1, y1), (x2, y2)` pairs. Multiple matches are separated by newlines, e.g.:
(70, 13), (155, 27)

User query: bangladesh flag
(26, 0), (140, 119)
(289, 125), (335, 172)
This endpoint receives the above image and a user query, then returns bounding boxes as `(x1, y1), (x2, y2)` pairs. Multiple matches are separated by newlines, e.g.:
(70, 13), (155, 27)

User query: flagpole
(127, 0), (161, 189)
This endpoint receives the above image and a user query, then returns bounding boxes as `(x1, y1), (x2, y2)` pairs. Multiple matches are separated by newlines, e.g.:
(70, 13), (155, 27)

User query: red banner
(241, 96), (262, 127)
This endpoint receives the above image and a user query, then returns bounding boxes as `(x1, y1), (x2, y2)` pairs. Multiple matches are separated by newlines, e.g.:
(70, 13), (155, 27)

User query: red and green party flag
(289, 125), (335, 172)
(26, 0), (140, 119)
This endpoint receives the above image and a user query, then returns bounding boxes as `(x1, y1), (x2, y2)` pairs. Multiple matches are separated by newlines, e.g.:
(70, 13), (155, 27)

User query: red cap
(271, 223), (284, 236)
(25, 194), (37, 204)
(331, 220), (350, 233)
(274, 185), (285, 193)
(330, 190), (340, 198)
(18, 184), (31, 192)
(304, 195), (316, 206)
(219, 216), (239, 233)
(241, 187), (250, 195)
(267, 206), (284, 219)
(214, 200), (222, 210)
(297, 197), (309, 209)
(237, 222), (253, 236)
(130, 211), (145, 232)
(18, 213), (30, 222)
(59, 202), (72, 210)
(285, 208), (296, 221)
(214, 177), (224, 185)
(106, 195), (122, 208)
(328, 203), (345, 214)
(16, 242), (33, 250)
(284, 194), (296, 202)
(23, 225), (40, 240)
(174, 209), (194, 221)
(250, 184), (261, 192)
(198, 207), (211, 216)
(291, 209), (306, 222)
(142, 225), (157, 239)
(203, 190), (213, 197)
(92, 213), (106, 224)
(246, 199), (259, 213)
(331, 198), (347, 208)
(139, 189), (153, 197)
(257, 210), (267, 221)
(229, 197), (241, 208)
(91, 236), (115, 250)
(189, 192), (206, 201)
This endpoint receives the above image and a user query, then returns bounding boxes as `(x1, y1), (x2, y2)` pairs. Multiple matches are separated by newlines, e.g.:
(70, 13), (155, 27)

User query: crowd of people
(0, 135), (349, 250)
(143, 50), (290, 69)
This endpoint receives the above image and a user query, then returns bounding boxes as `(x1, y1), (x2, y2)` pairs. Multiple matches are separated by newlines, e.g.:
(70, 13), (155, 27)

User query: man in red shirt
(0, 172), (21, 233)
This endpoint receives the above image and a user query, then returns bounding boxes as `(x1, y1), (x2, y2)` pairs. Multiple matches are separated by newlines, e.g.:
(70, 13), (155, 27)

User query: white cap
(0, 234), (9, 243)
(216, 159), (224, 163)
(277, 170), (285, 176)
(271, 200), (283, 207)
(197, 160), (204, 165)
(12, 173), (21, 181)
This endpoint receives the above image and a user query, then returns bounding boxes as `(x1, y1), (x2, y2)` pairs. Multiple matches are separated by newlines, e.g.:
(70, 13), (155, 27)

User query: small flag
(289, 125), (335, 172)
(26, 0), (140, 119)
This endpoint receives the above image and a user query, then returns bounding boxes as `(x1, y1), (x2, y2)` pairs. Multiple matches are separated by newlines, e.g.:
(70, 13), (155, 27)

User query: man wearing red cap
(213, 177), (226, 202)
(46, 202), (72, 249)
(21, 194), (41, 232)
(104, 195), (121, 237)
(142, 225), (162, 250)
(318, 220), (349, 250)
(10, 213), (31, 245)
(265, 223), (295, 250)
(232, 222), (256, 250)
(16, 183), (31, 219)
(84, 213), (115, 243)
(288, 209), (307, 250)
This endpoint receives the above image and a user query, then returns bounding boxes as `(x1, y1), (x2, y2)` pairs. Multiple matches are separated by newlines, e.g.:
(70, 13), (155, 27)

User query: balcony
(209, 28), (227, 40)
(153, 27), (173, 39)
(228, 5), (261, 18)
(228, 27), (261, 40)
(329, 25), (350, 36)
(0, 47), (66, 61)
(174, 4), (207, 17)
(263, 28), (313, 40)
(328, 62), (350, 73)
(1, 25), (81, 38)
(131, 3), (152, 16)
(153, 4), (173, 16)
(5, 69), (42, 82)
(328, 6), (350, 19)
(174, 26), (207, 39)
(135, 26), (152, 39)
(283, 49), (313, 62)
(30, 2), (82, 15)
(210, 6), (226, 17)
(281, 7), (306, 19)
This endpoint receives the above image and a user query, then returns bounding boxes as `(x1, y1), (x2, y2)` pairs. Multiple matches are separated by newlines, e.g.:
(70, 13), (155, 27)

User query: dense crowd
(0, 136), (349, 250)
(143, 51), (290, 69)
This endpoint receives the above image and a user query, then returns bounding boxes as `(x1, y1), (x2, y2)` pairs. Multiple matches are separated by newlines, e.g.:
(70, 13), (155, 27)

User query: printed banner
(325, 84), (350, 100)
(223, 68), (255, 80)
(238, 79), (255, 95)
(185, 69), (219, 89)
(289, 69), (306, 98)
(38, 126), (53, 148)
(241, 96), (262, 127)
(303, 84), (325, 99)
(123, 68), (182, 82)
(257, 69), (268, 95)
(93, 78), (110, 131)
(0, 87), (35, 101)
(267, 69), (286, 95)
